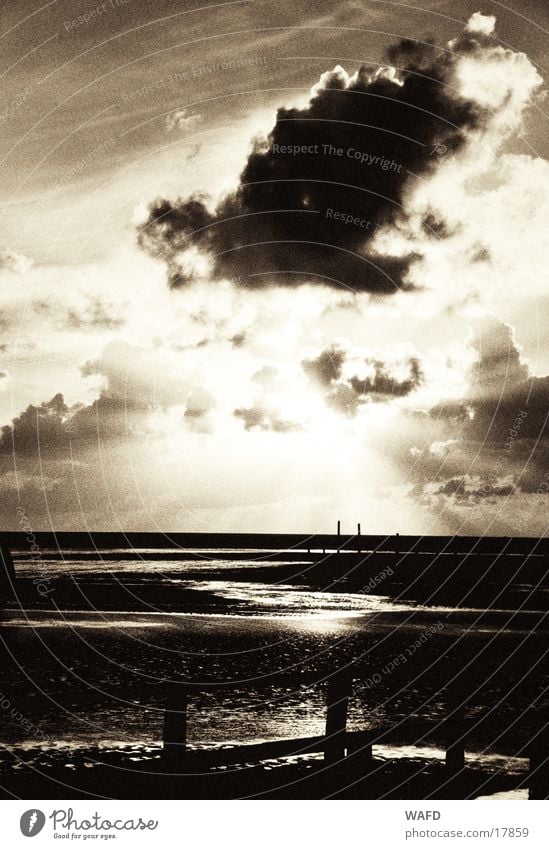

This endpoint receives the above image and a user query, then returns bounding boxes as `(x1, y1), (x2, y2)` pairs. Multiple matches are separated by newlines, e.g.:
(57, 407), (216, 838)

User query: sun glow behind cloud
(2, 11), (549, 535)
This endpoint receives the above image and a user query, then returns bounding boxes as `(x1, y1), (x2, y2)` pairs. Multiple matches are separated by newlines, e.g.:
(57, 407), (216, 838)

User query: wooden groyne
(161, 673), (549, 799)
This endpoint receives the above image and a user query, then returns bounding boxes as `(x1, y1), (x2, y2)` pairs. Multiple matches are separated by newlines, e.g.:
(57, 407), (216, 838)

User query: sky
(1, 0), (549, 534)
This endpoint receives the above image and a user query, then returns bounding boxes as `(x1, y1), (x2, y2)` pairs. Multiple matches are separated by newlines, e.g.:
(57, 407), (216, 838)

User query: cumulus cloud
(165, 108), (203, 133)
(464, 12), (496, 36)
(468, 318), (529, 399)
(302, 347), (346, 387)
(407, 319), (549, 504)
(433, 319), (546, 443)
(302, 345), (423, 416)
(371, 17), (544, 313)
(28, 291), (127, 334)
(138, 17), (527, 293)
(1, 13), (546, 535)
(233, 366), (302, 432)
(0, 341), (215, 455)
(0, 393), (74, 455)
(234, 404), (301, 433)
(65, 296), (126, 330)
(430, 475), (515, 501)
(0, 248), (33, 275)
(0, 389), (150, 456)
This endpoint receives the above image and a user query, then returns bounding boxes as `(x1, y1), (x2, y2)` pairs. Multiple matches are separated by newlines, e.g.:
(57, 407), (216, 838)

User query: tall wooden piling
(529, 716), (549, 799)
(445, 678), (466, 775)
(163, 684), (189, 767)
(0, 544), (15, 603)
(324, 672), (352, 764)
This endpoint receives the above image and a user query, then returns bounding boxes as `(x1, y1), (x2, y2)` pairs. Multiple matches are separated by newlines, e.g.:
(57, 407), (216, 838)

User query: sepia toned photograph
(0, 0), (548, 803)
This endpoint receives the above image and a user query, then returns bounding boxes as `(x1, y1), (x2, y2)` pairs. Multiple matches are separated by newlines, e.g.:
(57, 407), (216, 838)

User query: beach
(1, 557), (548, 798)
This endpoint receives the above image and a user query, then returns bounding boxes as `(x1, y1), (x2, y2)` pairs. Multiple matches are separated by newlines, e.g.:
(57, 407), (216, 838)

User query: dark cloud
(349, 357), (422, 399)
(0, 342), (215, 455)
(233, 365), (301, 431)
(138, 23), (493, 293)
(0, 393), (72, 455)
(32, 295), (126, 331)
(65, 296), (125, 330)
(302, 346), (345, 387)
(432, 476), (515, 501)
(434, 319), (544, 444)
(409, 319), (549, 504)
(303, 346), (423, 416)
(325, 383), (364, 417)
(183, 387), (215, 432)
(234, 405), (301, 433)
(469, 318), (529, 399)
(0, 390), (146, 455)
(229, 332), (246, 348)
(421, 212), (455, 240)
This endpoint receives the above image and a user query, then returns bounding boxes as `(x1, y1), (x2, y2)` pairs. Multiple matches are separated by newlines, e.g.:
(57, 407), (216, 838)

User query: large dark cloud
(303, 345), (423, 416)
(138, 24), (493, 293)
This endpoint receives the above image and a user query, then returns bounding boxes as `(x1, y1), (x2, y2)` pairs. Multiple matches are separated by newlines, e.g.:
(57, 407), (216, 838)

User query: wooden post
(445, 679), (466, 776)
(324, 672), (352, 764)
(337, 521), (341, 536)
(0, 544), (15, 602)
(347, 737), (373, 769)
(163, 684), (188, 767)
(529, 718), (549, 799)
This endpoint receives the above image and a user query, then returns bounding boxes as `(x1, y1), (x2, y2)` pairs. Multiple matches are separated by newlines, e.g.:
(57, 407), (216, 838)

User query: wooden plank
(182, 735), (326, 769)
(174, 730), (376, 770)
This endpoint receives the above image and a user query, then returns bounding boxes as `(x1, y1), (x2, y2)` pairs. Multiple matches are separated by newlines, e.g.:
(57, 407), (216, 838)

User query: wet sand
(1, 560), (548, 798)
